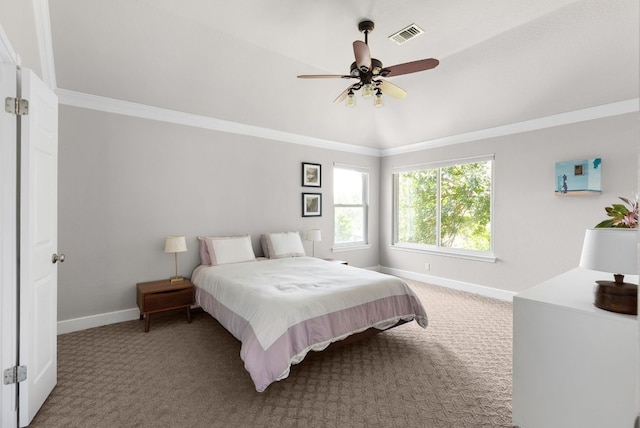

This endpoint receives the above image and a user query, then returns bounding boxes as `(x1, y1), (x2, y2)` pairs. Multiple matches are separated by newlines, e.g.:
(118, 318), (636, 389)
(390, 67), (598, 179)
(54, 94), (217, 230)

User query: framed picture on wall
(302, 193), (322, 217)
(302, 162), (321, 187)
(555, 157), (602, 195)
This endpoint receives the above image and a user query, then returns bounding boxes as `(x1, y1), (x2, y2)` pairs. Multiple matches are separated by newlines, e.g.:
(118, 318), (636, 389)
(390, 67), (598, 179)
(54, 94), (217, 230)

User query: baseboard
(379, 266), (516, 302)
(57, 267), (514, 335)
(57, 308), (140, 335)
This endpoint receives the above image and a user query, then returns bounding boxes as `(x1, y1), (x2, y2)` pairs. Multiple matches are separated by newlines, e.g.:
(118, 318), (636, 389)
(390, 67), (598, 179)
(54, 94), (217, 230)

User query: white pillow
(197, 236), (213, 265)
(205, 235), (256, 266)
(262, 232), (306, 258)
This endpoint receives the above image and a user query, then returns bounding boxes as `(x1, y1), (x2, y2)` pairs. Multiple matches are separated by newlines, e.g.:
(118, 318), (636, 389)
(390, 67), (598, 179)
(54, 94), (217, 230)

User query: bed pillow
(205, 235), (256, 266)
(262, 231), (306, 258)
(260, 235), (270, 258)
(197, 236), (212, 265)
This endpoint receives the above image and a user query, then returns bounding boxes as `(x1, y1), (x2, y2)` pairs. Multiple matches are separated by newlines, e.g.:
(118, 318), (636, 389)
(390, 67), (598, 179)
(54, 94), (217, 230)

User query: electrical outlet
(424, 263), (430, 271)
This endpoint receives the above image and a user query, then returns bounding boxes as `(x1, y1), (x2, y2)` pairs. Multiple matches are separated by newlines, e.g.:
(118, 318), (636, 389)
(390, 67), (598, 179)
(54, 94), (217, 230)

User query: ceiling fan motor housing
(350, 58), (383, 81)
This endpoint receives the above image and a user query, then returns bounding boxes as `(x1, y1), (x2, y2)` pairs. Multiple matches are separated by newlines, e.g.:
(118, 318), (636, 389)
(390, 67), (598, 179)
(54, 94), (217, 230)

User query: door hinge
(3, 365), (27, 385)
(4, 97), (29, 115)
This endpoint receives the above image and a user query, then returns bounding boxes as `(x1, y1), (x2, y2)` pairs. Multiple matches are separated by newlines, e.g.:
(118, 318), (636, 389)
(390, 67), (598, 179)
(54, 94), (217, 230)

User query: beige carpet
(30, 279), (514, 428)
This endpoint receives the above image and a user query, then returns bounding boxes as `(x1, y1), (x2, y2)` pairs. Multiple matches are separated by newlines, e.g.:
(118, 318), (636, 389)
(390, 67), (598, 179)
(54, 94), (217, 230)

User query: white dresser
(512, 267), (638, 428)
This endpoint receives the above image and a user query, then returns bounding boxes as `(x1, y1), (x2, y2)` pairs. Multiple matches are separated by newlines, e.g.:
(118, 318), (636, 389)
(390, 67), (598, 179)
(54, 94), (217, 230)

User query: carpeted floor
(30, 279), (514, 428)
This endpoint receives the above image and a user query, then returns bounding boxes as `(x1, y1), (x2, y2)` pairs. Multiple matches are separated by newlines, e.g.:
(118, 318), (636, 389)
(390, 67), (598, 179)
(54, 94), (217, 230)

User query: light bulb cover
(346, 91), (356, 107)
(362, 84), (373, 99)
(374, 92), (384, 108)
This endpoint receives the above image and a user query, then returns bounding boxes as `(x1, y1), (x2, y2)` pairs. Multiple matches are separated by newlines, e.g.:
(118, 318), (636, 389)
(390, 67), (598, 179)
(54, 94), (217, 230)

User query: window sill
(332, 244), (371, 253)
(389, 244), (496, 263)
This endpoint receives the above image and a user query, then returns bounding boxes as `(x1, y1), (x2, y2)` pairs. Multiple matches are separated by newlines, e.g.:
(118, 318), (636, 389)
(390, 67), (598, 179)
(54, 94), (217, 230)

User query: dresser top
(515, 267), (637, 322)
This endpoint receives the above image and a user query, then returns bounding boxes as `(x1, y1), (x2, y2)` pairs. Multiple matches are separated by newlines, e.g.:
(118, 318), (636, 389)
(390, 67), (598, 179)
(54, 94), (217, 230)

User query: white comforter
(191, 257), (428, 391)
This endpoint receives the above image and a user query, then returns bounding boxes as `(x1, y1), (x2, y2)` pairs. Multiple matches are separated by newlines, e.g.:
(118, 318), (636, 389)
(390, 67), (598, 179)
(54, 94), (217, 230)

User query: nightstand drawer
(143, 287), (193, 312)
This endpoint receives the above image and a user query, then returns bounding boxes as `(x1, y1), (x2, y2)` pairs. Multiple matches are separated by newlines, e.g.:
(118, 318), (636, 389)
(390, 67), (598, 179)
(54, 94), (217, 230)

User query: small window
(334, 165), (369, 248)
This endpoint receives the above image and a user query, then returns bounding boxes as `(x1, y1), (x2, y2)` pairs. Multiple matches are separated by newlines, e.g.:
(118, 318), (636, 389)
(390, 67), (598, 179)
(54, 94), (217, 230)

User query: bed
(191, 233), (428, 392)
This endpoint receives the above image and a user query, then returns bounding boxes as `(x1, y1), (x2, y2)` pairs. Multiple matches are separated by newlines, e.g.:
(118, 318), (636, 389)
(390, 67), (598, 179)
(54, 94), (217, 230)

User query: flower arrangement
(594, 196), (638, 228)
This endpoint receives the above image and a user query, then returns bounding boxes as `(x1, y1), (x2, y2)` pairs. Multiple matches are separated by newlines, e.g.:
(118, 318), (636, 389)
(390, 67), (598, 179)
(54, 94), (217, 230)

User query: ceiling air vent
(388, 24), (424, 45)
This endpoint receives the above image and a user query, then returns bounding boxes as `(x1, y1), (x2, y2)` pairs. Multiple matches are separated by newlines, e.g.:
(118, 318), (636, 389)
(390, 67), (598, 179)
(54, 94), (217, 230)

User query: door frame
(0, 27), (19, 428)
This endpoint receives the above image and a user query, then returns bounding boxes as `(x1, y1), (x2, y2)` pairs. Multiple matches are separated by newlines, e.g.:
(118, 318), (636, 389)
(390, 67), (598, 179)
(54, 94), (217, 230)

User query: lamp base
(170, 276), (184, 283)
(594, 281), (637, 315)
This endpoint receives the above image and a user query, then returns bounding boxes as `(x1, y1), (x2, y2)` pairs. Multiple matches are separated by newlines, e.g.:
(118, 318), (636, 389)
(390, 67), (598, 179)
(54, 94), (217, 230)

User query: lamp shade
(579, 228), (638, 274)
(306, 229), (322, 242)
(164, 235), (187, 253)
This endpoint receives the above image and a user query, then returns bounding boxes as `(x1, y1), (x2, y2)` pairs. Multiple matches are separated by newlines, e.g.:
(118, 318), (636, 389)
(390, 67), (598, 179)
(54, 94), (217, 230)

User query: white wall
(57, 105), (380, 322)
(380, 113), (639, 293)
(57, 106), (640, 321)
(0, 0), (42, 78)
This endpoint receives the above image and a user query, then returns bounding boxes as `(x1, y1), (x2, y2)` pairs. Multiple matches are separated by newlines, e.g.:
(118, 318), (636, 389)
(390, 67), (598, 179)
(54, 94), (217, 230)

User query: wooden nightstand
(136, 279), (194, 332)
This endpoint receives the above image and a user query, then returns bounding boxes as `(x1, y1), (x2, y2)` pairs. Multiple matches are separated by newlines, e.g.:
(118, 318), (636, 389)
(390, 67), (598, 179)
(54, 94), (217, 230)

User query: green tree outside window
(395, 160), (492, 253)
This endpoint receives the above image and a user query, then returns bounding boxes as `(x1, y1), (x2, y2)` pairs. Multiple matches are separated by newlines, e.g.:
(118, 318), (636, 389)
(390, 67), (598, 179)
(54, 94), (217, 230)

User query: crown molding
(381, 98), (640, 157)
(57, 88), (638, 158)
(55, 88), (382, 157)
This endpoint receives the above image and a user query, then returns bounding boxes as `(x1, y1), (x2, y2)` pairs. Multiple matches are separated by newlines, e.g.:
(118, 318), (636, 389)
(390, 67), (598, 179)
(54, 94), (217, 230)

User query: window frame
(333, 163), (370, 251)
(391, 155), (496, 262)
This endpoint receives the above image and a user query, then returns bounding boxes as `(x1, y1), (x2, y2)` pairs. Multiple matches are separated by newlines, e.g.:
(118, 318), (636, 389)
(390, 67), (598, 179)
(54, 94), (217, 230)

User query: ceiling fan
(297, 20), (439, 107)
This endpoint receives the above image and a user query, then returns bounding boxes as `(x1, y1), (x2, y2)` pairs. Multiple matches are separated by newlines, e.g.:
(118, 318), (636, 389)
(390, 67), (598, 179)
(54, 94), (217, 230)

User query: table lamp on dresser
(164, 235), (187, 283)
(579, 228), (638, 315)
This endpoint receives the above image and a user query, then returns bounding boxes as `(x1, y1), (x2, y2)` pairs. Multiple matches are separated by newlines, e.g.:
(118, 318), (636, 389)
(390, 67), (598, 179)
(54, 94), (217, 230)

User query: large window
(393, 156), (493, 258)
(334, 165), (369, 248)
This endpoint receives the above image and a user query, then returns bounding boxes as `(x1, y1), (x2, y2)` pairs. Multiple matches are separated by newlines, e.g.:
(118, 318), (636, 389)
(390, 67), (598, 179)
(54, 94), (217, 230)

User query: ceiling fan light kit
(346, 90), (356, 107)
(297, 19), (439, 108)
(374, 89), (384, 108)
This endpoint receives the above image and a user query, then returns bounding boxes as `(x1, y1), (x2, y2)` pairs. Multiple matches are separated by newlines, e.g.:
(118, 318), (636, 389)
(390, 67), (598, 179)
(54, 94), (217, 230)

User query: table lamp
(306, 229), (321, 257)
(578, 228), (638, 315)
(164, 235), (187, 283)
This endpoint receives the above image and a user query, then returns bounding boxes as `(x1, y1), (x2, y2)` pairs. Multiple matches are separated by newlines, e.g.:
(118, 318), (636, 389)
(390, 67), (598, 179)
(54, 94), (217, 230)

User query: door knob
(51, 253), (65, 264)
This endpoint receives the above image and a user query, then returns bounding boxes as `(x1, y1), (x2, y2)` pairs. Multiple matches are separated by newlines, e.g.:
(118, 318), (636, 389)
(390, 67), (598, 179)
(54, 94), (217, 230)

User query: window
(334, 165), (369, 248)
(393, 156), (493, 258)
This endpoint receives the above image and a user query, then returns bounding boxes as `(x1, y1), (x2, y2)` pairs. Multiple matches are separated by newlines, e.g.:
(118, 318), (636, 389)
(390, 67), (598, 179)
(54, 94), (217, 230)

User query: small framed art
(555, 157), (602, 195)
(302, 193), (322, 217)
(302, 162), (321, 187)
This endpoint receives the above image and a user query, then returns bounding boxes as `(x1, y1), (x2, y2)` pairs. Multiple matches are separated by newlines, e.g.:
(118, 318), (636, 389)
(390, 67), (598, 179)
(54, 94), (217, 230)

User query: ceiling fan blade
(297, 74), (352, 79)
(382, 58), (439, 77)
(353, 40), (372, 71)
(378, 80), (407, 99)
(333, 86), (354, 103)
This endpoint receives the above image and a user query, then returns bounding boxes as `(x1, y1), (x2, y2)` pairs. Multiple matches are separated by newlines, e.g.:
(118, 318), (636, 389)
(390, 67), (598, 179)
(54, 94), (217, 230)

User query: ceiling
(45, 0), (639, 151)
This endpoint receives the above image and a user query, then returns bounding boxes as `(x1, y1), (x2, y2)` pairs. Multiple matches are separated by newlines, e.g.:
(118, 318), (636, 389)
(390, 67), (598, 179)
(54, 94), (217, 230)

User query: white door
(0, 63), (18, 428)
(18, 69), (58, 427)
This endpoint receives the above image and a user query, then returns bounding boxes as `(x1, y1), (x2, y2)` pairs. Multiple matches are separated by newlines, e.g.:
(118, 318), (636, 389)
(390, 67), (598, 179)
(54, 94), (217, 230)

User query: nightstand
(136, 279), (194, 332)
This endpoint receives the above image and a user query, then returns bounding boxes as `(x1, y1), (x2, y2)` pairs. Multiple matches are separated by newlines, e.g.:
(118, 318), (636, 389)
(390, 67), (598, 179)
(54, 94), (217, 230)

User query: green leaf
(610, 203), (628, 213)
(594, 219), (615, 228)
